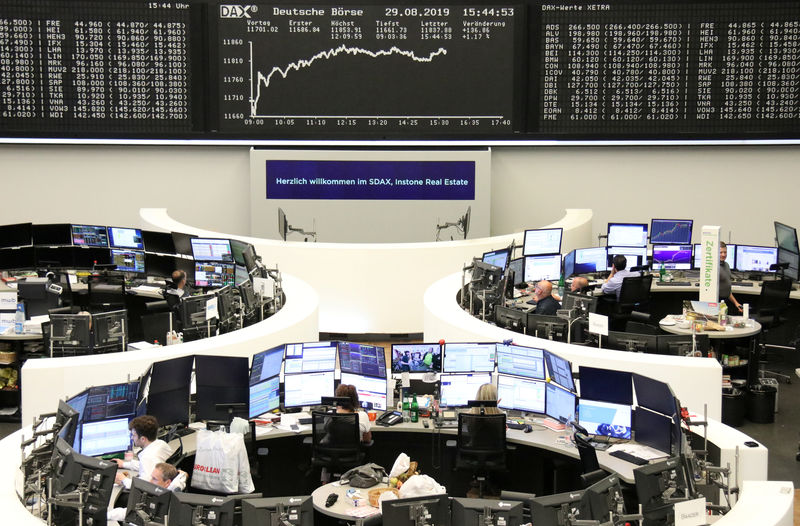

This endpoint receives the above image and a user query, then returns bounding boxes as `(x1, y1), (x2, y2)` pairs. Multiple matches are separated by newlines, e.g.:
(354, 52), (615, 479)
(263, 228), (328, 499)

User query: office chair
(573, 430), (606, 488)
(609, 274), (654, 332)
(625, 320), (660, 335)
(754, 278), (793, 383)
(87, 274), (126, 312)
(454, 412), (507, 498)
(310, 411), (365, 482)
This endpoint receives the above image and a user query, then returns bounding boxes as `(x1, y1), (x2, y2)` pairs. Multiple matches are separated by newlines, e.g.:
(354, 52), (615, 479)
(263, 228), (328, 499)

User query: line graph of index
(216, 4), (520, 135)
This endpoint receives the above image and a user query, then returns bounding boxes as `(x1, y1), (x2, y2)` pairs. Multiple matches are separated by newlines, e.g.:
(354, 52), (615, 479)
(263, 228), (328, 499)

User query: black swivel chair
(573, 429), (606, 488)
(87, 275), (126, 312)
(609, 274), (654, 332)
(454, 412), (507, 498)
(754, 278), (793, 383)
(310, 411), (366, 482)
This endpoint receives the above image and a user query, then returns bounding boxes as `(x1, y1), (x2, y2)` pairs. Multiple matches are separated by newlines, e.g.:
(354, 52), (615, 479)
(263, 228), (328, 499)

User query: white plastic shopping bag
(191, 429), (254, 494)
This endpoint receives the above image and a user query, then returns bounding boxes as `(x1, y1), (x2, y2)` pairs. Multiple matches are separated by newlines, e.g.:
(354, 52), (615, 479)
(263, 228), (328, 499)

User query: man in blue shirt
(532, 280), (561, 315)
(601, 255), (640, 300)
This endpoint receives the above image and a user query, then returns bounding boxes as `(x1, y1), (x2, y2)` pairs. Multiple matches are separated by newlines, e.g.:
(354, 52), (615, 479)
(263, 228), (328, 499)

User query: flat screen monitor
(108, 227), (144, 250)
(283, 342), (337, 374)
(0, 246), (34, 269)
(338, 342), (386, 378)
(191, 238), (234, 263)
(561, 293), (597, 314)
(572, 247), (608, 275)
(523, 228), (563, 256)
(695, 243), (736, 270)
(83, 382), (140, 422)
(391, 343), (442, 373)
(171, 232), (196, 256)
(111, 249), (146, 273)
(531, 490), (589, 526)
(527, 314), (568, 342)
(605, 330), (659, 354)
(66, 390), (89, 428)
(443, 342), (496, 373)
(147, 356), (193, 426)
(578, 366), (633, 405)
(607, 223), (648, 247)
(563, 250), (575, 279)
(634, 408), (673, 455)
(141, 230), (176, 254)
(508, 257), (524, 286)
(144, 253), (177, 278)
(0, 222), (32, 248)
(497, 374), (545, 414)
(633, 457), (687, 507)
(242, 496), (313, 526)
(650, 219), (693, 245)
(578, 399), (632, 439)
(250, 345), (284, 385)
(80, 417), (131, 456)
(451, 497), (523, 526)
(778, 247), (800, 281)
(775, 221), (799, 253)
(482, 248), (511, 271)
(195, 355), (249, 422)
(607, 246), (648, 269)
(73, 246), (112, 268)
(234, 264), (250, 286)
(230, 239), (254, 267)
(56, 399), (80, 449)
(495, 343), (545, 379)
(71, 224), (109, 247)
(652, 245), (692, 270)
(544, 351), (575, 392)
(545, 383), (577, 423)
(439, 373), (492, 408)
(49, 314), (91, 348)
(734, 245), (777, 273)
(194, 262), (235, 288)
(283, 371), (335, 408)
(584, 474), (626, 523)
(50, 440), (117, 525)
(169, 492), (235, 526)
(381, 494), (450, 526)
(524, 254), (562, 282)
(632, 374), (676, 417)
(32, 223), (72, 246)
(93, 310), (127, 347)
(249, 376), (281, 419)
(35, 247), (74, 268)
(125, 477), (173, 526)
(340, 371), (388, 411)
(657, 334), (709, 357)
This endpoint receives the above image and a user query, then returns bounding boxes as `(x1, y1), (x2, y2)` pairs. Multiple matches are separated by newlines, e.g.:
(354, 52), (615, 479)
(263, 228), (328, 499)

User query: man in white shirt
(601, 255), (640, 300)
(112, 415), (173, 489)
(108, 462), (187, 522)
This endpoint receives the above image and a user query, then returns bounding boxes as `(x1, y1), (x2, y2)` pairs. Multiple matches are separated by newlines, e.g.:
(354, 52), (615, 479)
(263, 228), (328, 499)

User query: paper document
(690, 301), (719, 317)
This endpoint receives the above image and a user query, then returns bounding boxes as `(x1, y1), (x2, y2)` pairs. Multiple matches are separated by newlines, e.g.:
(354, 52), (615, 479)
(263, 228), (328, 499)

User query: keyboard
(732, 281), (755, 287)
(506, 421), (527, 430)
(657, 281), (692, 286)
(609, 450), (649, 465)
(434, 419), (458, 429)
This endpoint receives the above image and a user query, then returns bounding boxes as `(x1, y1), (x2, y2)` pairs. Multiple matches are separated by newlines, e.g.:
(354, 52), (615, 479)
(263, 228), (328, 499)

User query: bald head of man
(571, 276), (589, 292)
(534, 280), (553, 302)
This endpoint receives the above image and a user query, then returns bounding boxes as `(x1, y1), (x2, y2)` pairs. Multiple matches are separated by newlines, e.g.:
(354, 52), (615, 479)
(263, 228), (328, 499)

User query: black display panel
(214, 2), (521, 136)
(0, 2), (201, 137)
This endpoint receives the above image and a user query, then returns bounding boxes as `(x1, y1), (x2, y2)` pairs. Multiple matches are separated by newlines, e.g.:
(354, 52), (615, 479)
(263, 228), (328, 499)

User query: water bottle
(410, 394), (419, 423)
(557, 272), (565, 298)
(402, 390), (410, 423)
(718, 301), (728, 326)
(659, 264), (666, 283)
(14, 303), (24, 334)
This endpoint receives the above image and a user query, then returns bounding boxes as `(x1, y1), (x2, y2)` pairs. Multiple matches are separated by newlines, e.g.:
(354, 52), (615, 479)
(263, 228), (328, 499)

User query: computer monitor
(391, 343), (442, 373)
(439, 373), (492, 408)
(49, 314), (91, 348)
(734, 245), (777, 273)
(111, 248), (146, 273)
(50, 439), (117, 526)
(337, 341), (386, 378)
(508, 257), (525, 286)
(657, 333), (710, 357)
(79, 417), (131, 456)
(523, 228), (562, 256)
(604, 330), (659, 354)
(179, 292), (216, 330)
(340, 371), (388, 411)
(494, 306), (528, 333)
(632, 374), (677, 416)
(55, 399), (80, 449)
(195, 355), (249, 422)
(32, 223), (72, 246)
(35, 246), (75, 268)
(577, 399), (632, 439)
(452, 498), (523, 526)
(234, 264), (250, 286)
(544, 351), (575, 392)
(147, 355), (193, 426)
(578, 366), (633, 405)
(633, 457), (688, 507)
(695, 243), (736, 270)
(634, 407), (673, 455)
(607, 223), (648, 247)
(443, 342), (496, 373)
(249, 376), (281, 419)
(65, 390), (89, 434)
(194, 262), (235, 288)
(0, 222), (32, 248)
(238, 279), (259, 314)
(561, 293), (597, 315)
(0, 246), (34, 270)
(108, 226), (144, 250)
(242, 496), (313, 526)
(215, 285), (236, 324)
(283, 341), (337, 374)
(562, 250), (576, 279)
(230, 239), (256, 268)
(141, 230), (176, 255)
(141, 253), (173, 278)
(497, 374), (546, 414)
(71, 224), (109, 247)
(607, 246), (648, 269)
(191, 237), (234, 263)
(524, 254), (562, 282)
(82, 381), (140, 422)
(381, 494), (450, 526)
(652, 245), (692, 270)
(482, 248), (511, 270)
(526, 314), (568, 342)
(73, 246), (112, 268)
(283, 371), (335, 408)
(531, 490), (590, 526)
(775, 221), (799, 253)
(778, 247), (800, 281)
(650, 219), (693, 245)
(250, 345), (284, 385)
(169, 492), (235, 526)
(545, 383), (576, 423)
(584, 474), (626, 522)
(572, 247), (608, 275)
(125, 477), (173, 526)
(495, 343), (545, 379)
(171, 232), (196, 256)
(93, 309), (127, 348)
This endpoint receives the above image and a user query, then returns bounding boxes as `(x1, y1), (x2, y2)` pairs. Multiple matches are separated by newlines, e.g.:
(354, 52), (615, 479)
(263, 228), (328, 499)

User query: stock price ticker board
(215, 3), (521, 136)
(0, 1), (200, 136)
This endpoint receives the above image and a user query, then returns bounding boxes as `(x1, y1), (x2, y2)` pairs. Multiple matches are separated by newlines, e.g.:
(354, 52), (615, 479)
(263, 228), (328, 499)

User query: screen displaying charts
(283, 342), (337, 374)
(607, 224), (647, 247)
(496, 344), (545, 379)
(215, 4), (519, 135)
(652, 245), (692, 270)
(249, 376), (281, 418)
(439, 373), (492, 407)
(524, 254), (562, 282)
(497, 375), (545, 413)
(283, 371), (335, 408)
(545, 383), (576, 423)
(340, 372), (388, 410)
(573, 247), (608, 275)
(735, 245), (777, 273)
(443, 343), (496, 372)
(650, 219), (693, 245)
(523, 228), (562, 256)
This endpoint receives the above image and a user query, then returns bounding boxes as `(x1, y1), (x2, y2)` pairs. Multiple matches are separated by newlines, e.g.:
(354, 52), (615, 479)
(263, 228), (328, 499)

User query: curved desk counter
(20, 273), (319, 424)
(659, 316), (762, 339)
(140, 207), (593, 335)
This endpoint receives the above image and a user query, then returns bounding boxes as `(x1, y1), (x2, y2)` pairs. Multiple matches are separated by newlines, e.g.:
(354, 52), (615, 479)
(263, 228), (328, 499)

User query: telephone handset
(376, 411), (402, 426)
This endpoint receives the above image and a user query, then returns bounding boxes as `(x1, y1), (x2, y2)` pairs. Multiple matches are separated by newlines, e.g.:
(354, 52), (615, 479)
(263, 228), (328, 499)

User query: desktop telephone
(376, 411), (402, 426)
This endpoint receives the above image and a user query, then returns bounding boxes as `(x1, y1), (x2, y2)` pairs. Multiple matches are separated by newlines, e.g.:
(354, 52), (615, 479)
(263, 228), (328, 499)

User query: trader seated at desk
(719, 241), (743, 313)
(601, 255), (640, 299)
(334, 383), (372, 443)
(165, 269), (193, 300)
(530, 280), (561, 316)
(570, 276), (592, 294)
(107, 462), (187, 522)
(112, 415), (173, 489)
(471, 383), (503, 415)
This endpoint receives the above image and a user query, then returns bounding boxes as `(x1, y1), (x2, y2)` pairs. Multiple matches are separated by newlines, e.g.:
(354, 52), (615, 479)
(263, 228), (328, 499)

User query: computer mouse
(524, 424), (533, 433)
(325, 493), (338, 507)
